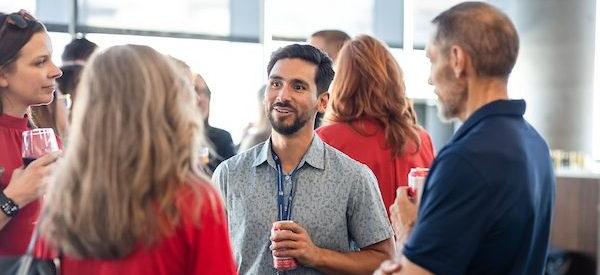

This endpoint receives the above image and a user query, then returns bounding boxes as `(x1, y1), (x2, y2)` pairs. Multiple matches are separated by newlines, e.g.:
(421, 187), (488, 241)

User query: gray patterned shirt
(212, 134), (393, 275)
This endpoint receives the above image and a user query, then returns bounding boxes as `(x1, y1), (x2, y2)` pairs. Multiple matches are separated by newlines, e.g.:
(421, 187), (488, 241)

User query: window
(0, 2), (36, 14)
(594, 0), (600, 161)
(78, 0), (230, 36)
(391, 49), (436, 100)
(48, 32), (73, 63)
(412, 0), (471, 48)
(269, 0), (373, 39)
(85, 33), (264, 142)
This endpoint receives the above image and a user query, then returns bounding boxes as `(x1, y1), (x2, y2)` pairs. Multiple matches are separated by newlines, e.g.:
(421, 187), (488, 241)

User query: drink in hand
(21, 128), (59, 167)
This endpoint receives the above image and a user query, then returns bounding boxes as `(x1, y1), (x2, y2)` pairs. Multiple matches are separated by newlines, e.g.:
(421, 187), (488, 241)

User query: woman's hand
(3, 151), (61, 207)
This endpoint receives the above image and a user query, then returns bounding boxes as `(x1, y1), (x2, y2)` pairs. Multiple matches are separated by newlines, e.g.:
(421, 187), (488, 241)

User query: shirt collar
(0, 113), (29, 130)
(252, 134), (325, 170)
(451, 99), (526, 143)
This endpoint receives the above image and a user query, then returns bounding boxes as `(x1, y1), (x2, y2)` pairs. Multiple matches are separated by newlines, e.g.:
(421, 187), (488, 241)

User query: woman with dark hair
(0, 10), (62, 256)
(40, 45), (236, 274)
(30, 63), (84, 140)
(317, 34), (435, 214)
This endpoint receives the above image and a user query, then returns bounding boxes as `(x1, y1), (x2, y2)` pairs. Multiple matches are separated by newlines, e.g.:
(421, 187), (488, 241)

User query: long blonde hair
(41, 45), (207, 258)
(324, 35), (421, 156)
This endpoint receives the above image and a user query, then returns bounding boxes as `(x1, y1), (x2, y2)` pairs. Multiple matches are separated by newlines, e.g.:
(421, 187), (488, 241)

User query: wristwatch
(0, 190), (19, 217)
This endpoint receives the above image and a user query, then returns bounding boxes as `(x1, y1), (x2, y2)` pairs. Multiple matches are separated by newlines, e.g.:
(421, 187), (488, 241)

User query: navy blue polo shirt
(403, 100), (555, 275)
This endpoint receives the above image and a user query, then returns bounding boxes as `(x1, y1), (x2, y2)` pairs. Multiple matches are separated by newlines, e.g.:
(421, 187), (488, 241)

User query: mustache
(271, 101), (296, 112)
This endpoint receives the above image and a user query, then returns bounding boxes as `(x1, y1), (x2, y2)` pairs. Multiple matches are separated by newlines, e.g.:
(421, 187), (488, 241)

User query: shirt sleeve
(347, 165), (394, 248)
(211, 162), (229, 207)
(403, 152), (492, 274)
(190, 186), (238, 275)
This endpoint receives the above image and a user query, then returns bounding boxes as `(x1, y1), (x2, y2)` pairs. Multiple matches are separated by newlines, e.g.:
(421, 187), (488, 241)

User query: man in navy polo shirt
(375, 2), (555, 275)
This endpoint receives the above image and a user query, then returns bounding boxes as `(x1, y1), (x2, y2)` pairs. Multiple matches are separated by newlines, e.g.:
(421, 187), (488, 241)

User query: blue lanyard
(272, 152), (298, 221)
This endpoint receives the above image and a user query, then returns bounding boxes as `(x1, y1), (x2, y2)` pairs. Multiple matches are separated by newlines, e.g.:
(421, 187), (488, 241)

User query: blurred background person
(57, 37), (97, 109)
(317, 34), (435, 214)
(0, 10), (62, 256)
(308, 29), (351, 64)
(55, 64), (83, 107)
(61, 37), (98, 65)
(40, 44), (236, 274)
(237, 85), (271, 152)
(194, 73), (235, 174)
(308, 29), (351, 129)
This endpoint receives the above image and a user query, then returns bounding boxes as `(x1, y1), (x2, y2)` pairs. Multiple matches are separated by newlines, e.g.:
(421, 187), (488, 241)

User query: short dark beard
(268, 111), (308, 135)
(267, 102), (309, 135)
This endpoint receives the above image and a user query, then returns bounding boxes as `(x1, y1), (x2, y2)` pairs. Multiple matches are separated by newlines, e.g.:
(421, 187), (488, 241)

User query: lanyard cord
(272, 153), (298, 221)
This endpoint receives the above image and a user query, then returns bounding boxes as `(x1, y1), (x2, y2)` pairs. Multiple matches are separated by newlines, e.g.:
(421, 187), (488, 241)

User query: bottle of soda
(272, 220), (298, 271)
(408, 168), (429, 205)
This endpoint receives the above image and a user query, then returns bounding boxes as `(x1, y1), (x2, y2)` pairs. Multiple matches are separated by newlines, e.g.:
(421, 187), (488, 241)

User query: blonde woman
(40, 45), (236, 275)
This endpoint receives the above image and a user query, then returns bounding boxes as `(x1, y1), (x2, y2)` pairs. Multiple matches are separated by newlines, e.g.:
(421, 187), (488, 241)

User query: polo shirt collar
(451, 99), (526, 143)
(252, 134), (326, 170)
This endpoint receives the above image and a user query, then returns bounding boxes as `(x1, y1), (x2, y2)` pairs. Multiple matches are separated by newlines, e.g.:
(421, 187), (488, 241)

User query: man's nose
(276, 84), (292, 101)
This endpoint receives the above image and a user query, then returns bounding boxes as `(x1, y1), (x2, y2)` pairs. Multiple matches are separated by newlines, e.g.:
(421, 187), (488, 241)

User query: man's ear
(317, 92), (329, 113)
(449, 45), (467, 78)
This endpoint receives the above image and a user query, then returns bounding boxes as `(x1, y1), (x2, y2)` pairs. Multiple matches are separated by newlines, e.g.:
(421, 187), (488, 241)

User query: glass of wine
(21, 128), (59, 167)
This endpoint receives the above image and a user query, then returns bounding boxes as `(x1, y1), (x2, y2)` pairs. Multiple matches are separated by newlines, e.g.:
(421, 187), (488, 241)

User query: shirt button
(285, 175), (291, 180)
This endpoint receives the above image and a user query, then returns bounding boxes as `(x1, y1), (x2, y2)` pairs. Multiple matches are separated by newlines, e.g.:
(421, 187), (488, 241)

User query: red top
(317, 119), (435, 214)
(0, 114), (39, 256)
(60, 183), (237, 275)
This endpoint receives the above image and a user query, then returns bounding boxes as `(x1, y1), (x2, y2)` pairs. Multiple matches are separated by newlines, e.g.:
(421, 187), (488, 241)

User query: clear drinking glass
(21, 128), (59, 167)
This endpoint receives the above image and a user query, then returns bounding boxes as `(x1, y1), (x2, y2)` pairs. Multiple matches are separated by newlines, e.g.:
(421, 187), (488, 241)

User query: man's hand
(389, 187), (417, 240)
(269, 221), (322, 267)
(374, 259), (402, 275)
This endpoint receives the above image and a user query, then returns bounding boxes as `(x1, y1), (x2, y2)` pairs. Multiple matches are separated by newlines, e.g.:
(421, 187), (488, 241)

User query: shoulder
(317, 122), (348, 132)
(416, 127), (433, 142)
(214, 142), (265, 176)
(317, 122), (366, 150)
(177, 179), (226, 221)
(322, 141), (375, 181)
(316, 122), (353, 138)
(428, 149), (489, 193)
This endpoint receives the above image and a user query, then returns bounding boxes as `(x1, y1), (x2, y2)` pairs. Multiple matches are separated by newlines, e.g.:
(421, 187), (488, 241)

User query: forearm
(0, 188), (22, 230)
(1, 187), (35, 230)
(395, 226), (413, 256)
(313, 245), (393, 275)
(0, 215), (9, 230)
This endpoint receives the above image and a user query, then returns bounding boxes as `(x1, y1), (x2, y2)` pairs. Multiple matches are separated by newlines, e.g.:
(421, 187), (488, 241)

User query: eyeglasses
(0, 10), (36, 36)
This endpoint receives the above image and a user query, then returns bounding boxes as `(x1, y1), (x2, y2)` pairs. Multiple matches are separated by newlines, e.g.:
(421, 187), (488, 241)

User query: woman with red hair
(317, 34), (435, 214)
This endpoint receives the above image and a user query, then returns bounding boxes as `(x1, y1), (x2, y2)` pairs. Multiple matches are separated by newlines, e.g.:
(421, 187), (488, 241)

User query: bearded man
(213, 44), (394, 275)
